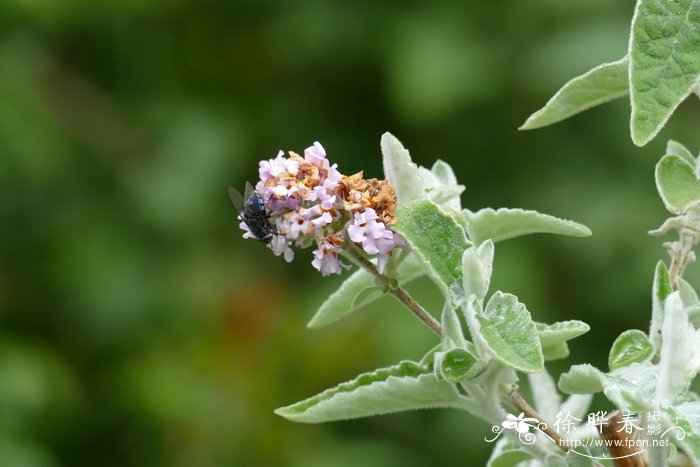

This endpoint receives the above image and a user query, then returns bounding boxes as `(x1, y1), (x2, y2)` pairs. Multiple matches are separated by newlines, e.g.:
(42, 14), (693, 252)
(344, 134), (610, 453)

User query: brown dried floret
(338, 171), (397, 225)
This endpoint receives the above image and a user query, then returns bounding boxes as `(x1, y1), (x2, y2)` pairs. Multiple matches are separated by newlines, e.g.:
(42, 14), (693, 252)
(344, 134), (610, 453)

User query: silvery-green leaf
(463, 208), (591, 245)
(520, 57), (628, 130)
(543, 341), (570, 361)
(435, 347), (481, 383)
(667, 139), (696, 165)
(394, 200), (471, 302)
(558, 364), (604, 394)
(486, 438), (534, 467)
(688, 304), (700, 328)
(462, 240), (495, 301)
(537, 320), (590, 348)
(308, 254), (424, 328)
(604, 362), (659, 412)
(679, 277), (700, 306)
(657, 292), (700, 405)
(566, 447), (594, 467)
(476, 291), (543, 373)
(630, 0), (700, 146)
(650, 261), (673, 349)
(655, 155), (700, 214)
(528, 368), (561, 421)
(442, 303), (468, 349)
(274, 360), (464, 423)
(544, 453), (567, 467)
(608, 329), (655, 371)
(381, 132), (425, 206)
(668, 401), (700, 463)
(560, 394), (593, 421)
(419, 160), (465, 211)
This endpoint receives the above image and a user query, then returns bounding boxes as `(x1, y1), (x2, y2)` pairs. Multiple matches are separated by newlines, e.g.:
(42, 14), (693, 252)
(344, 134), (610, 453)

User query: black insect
(229, 182), (276, 243)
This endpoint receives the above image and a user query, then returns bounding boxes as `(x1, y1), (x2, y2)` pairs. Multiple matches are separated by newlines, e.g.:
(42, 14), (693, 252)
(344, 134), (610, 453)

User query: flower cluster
(239, 142), (400, 276)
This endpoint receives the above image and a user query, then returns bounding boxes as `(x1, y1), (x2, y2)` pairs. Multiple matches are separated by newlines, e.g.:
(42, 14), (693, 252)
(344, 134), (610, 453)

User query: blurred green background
(1, 0), (700, 466)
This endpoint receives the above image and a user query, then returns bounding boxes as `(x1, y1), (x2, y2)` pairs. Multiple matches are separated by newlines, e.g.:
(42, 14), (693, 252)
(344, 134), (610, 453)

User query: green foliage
(274, 361), (464, 423)
(608, 329), (655, 370)
(655, 154), (700, 214)
(650, 261), (674, 350)
(474, 292), (543, 373)
(394, 200), (471, 301)
(524, 0), (700, 146)
(307, 254), (424, 328)
(463, 208), (591, 245)
(462, 241), (494, 300)
(536, 320), (590, 348)
(435, 348), (480, 383)
(381, 132), (425, 206)
(519, 57), (629, 130)
(630, 0), (700, 146)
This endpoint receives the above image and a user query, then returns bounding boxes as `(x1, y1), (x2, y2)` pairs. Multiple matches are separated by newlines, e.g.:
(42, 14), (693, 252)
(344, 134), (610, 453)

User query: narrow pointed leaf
(537, 320), (590, 348)
(657, 292), (700, 404)
(650, 261), (673, 349)
(630, 0), (700, 146)
(463, 208), (591, 245)
(608, 329), (655, 370)
(394, 200), (471, 301)
(520, 57), (629, 130)
(462, 240), (494, 301)
(381, 132), (424, 206)
(275, 361), (463, 423)
(476, 291), (543, 372)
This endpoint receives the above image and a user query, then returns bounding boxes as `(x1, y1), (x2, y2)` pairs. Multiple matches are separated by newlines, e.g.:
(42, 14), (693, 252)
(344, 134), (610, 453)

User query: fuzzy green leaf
(520, 57), (629, 130)
(418, 160), (465, 211)
(381, 132), (424, 206)
(274, 361), (463, 423)
(566, 448), (595, 467)
(558, 364), (604, 394)
(463, 208), (591, 245)
(543, 341), (570, 361)
(650, 261), (673, 350)
(544, 454), (567, 467)
(537, 320), (591, 348)
(630, 0), (700, 146)
(667, 139), (696, 164)
(307, 254), (424, 328)
(608, 329), (655, 370)
(476, 292), (543, 372)
(394, 200), (471, 301)
(655, 154), (700, 214)
(462, 240), (494, 301)
(657, 292), (700, 404)
(668, 401), (700, 464)
(487, 445), (533, 467)
(436, 348), (480, 383)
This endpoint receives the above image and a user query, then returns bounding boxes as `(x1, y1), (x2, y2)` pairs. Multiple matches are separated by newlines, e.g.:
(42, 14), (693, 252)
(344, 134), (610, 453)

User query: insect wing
(228, 185), (246, 218)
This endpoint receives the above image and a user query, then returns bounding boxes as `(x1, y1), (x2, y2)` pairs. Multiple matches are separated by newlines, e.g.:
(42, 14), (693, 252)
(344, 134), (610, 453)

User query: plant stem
(669, 208), (700, 286)
(345, 244), (565, 458)
(506, 389), (568, 454)
(342, 245), (443, 336)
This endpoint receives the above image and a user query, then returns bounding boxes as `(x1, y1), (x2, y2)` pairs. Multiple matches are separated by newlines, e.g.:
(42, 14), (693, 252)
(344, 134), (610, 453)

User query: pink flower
(259, 150), (299, 181)
(268, 235), (294, 263)
(348, 208), (395, 256)
(311, 238), (350, 276)
(304, 142), (327, 165)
